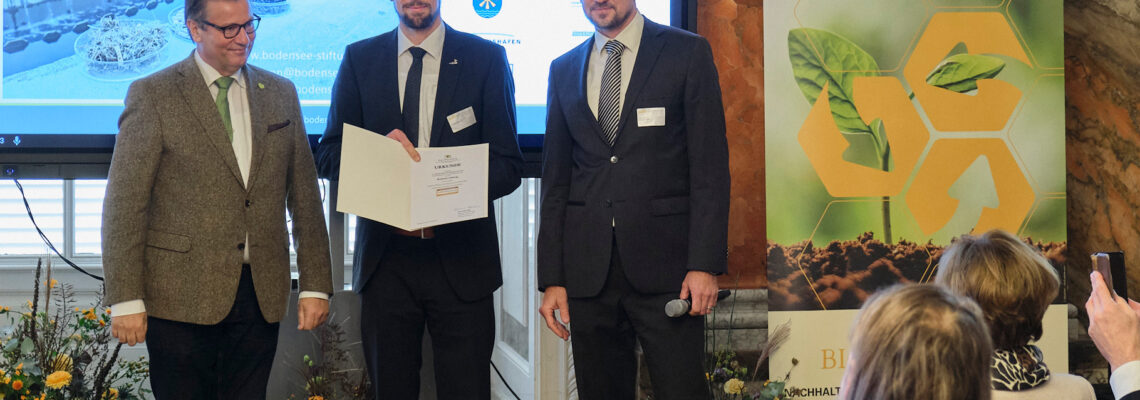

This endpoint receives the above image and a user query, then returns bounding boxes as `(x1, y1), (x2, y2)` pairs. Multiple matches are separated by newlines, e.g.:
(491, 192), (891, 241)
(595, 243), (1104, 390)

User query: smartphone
(1092, 252), (1128, 298)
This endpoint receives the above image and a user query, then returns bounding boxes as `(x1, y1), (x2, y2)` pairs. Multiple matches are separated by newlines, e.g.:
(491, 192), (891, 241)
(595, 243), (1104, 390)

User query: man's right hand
(1086, 270), (1140, 372)
(386, 129), (421, 162)
(540, 286), (571, 340)
(112, 312), (148, 346)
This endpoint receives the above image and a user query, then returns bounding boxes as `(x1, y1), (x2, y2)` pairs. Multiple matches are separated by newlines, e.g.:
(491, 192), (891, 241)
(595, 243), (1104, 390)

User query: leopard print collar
(992, 345), (1051, 391)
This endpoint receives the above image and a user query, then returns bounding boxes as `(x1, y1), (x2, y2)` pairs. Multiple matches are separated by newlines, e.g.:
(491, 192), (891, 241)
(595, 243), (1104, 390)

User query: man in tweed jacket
(100, 0), (332, 398)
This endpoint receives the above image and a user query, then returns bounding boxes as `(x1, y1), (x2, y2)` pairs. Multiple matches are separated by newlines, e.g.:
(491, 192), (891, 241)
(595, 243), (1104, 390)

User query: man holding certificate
(313, 0), (523, 398)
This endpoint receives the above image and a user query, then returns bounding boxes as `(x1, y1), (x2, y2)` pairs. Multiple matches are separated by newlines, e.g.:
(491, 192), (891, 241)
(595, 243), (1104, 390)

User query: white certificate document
(337, 123), (489, 230)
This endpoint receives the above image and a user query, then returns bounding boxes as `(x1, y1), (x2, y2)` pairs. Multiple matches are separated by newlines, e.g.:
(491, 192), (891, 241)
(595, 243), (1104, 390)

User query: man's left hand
(680, 271), (718, 316)
(297, 297), (329, 330)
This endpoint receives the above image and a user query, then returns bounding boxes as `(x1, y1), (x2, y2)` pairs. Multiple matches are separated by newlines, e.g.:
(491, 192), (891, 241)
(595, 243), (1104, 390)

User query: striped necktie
(598, 40), (625, 146)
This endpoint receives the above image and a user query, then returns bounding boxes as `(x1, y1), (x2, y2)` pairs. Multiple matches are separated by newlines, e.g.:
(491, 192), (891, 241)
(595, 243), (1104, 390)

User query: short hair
(841, 284), (993, 400)
(934, 229), (1059, 349)
(185, 0), (244, 24)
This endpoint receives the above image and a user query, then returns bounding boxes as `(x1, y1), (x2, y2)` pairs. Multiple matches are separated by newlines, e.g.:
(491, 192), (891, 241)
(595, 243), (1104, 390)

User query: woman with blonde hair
(936, 229), (1095, 399)
(840, 283), (993, 400)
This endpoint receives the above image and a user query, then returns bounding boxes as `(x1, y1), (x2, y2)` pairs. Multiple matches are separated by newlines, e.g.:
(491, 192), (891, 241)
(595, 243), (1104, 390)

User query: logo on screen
(474, 0), (501, 18)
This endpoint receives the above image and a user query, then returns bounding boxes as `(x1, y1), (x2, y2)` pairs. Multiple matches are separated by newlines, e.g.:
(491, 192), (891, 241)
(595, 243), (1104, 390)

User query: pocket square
(268, 120), (291, 133)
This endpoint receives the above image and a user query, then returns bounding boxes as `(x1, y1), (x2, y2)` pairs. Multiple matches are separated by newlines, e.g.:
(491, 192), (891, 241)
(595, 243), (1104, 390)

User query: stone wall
(698, 0), (767, 289)
(1065, 0), (1140, 384)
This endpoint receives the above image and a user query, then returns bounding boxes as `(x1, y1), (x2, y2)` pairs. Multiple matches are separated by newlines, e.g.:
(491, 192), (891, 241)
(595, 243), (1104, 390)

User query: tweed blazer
(101, 53), (333, 325)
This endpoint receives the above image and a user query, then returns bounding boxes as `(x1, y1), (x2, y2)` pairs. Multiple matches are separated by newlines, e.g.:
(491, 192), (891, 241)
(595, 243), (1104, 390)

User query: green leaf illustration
(869, 118), (888, 163)
(840, 131), (882, 167)
(925, 53), (1006, 93)
(788, 28), (880, 133)
(840, 119), (890, 170)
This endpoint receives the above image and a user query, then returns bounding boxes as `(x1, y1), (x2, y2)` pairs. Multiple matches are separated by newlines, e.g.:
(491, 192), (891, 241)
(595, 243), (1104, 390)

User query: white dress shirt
(1112, 360), (1140, 400)
(397, 24), (446, 148)
(586, 12), (644, 119)
(586, 12), (644, 229)
(111, 51), (327, 318)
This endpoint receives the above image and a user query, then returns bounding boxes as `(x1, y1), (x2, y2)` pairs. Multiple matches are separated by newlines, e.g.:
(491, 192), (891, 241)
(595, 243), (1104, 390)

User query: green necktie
(215, 76), (235, 142)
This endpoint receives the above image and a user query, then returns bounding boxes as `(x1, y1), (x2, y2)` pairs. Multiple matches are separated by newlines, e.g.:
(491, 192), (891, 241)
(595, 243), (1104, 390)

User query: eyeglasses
(198, 15), (261, 39)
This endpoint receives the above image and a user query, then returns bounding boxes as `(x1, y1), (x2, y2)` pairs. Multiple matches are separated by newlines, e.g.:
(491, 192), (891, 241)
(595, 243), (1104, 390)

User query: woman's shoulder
(990, 373), (1095, 400)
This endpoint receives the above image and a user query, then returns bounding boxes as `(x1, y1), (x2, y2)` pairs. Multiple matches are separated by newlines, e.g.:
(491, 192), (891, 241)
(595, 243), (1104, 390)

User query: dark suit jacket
(537, 19), (730, 297)
(1126, 391), (1140, 400)
(315, 26), (523, 300)
(102, 54), (333, 325)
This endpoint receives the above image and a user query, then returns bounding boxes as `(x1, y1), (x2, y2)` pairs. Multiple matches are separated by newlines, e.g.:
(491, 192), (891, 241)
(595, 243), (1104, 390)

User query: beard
(587, 4), (633, 31)
(399, 2), (439, 30)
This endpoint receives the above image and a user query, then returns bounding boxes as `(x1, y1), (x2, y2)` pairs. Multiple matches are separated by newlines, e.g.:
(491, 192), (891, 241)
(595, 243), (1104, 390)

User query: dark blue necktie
(403, 47), (427, 147)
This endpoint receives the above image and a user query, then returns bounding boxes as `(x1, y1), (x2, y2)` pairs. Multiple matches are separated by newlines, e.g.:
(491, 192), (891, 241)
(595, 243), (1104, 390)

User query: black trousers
(146, 265), (280, 400)
(567, 244), (710, 400)
(359, 235), (495, 400)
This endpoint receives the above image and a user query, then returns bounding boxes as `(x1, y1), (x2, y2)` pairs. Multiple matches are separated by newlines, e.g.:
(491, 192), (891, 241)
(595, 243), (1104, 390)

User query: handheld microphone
(665, 289), (732, 317)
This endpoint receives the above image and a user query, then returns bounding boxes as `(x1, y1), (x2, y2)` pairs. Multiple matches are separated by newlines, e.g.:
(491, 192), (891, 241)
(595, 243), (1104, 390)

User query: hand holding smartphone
(1092, 251), (1128, 299)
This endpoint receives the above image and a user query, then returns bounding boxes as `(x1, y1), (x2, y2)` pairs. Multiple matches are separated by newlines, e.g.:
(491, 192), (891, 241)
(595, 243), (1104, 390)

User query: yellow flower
(51, 354), (73, 372)
(105, 387), (119, 399)
(705, 372), (711, 381)
(723, 378), (745, 395)
(84, 309), (97, 321)
(99, 319), (107, 327)
(45, 370), (71, 389)
(45, 279), (58, 288)
(12, 378), (23, 390)
(308, 396), (325, 400)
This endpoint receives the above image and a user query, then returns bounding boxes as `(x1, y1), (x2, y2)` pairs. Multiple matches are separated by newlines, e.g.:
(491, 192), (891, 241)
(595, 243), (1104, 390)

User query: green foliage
(925, 53), (1006, 93)
(288, 317), (371, 400)
(787, 28), (880, 134)
(0, 259), (150, 400)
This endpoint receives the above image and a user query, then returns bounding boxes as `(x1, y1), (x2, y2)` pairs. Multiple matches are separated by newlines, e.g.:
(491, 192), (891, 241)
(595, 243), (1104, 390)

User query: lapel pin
(257, 82), (265, 89)
(449, 59), (458, 65)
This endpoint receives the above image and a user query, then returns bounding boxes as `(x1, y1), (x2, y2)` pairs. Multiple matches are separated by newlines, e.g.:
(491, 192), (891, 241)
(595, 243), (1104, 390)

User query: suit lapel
(176, 54), (244, 187)
(244, 65), (268, 193)
(571, 38), (608, 145)
(616, 19), (665, 146)
(430, 26), (460, 147)
(381, 31), (402, 131)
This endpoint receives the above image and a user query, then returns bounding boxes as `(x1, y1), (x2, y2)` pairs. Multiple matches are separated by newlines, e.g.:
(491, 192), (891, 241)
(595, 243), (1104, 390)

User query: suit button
(605, 200), (612, 208)
(245, 200), (251, 207)
(610, 156), (619, 164)
(237, 243), (245, 250)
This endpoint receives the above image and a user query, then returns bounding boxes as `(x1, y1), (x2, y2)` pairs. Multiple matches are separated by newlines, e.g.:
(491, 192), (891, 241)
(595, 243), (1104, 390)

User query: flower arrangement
(706, 310), (796, 400)
(287, 313), (371, 400)
(0, 258), (151, 399)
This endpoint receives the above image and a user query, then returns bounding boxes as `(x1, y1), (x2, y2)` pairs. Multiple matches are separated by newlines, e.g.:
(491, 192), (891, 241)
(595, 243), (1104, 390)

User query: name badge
(637, 107), (666, 127)
(447, 106), (477, 133)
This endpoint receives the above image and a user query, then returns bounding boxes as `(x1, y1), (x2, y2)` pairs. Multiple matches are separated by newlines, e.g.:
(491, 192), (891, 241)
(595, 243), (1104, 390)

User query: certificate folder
(337, 123), (489, 230)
